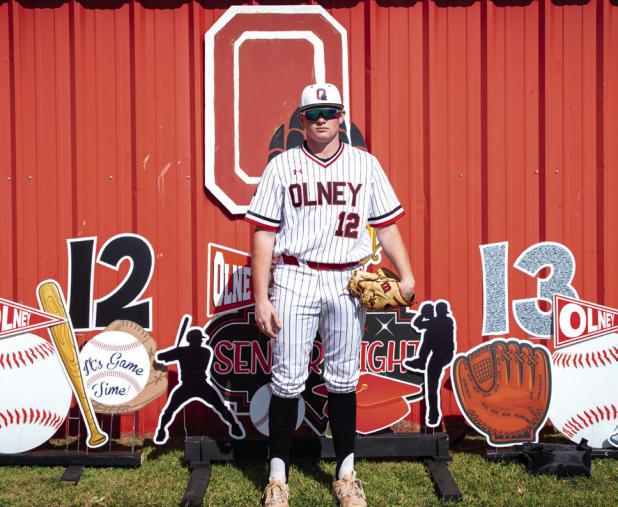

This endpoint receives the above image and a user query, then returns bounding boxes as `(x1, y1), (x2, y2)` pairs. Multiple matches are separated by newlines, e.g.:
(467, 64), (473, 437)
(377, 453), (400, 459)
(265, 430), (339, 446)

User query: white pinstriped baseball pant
(269, 263), (366, 398)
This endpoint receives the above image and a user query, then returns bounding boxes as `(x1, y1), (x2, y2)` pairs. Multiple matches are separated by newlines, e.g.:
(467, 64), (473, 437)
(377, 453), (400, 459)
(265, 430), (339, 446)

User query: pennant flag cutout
(0, 297), (66, 339)
(553, 294), (618, 349)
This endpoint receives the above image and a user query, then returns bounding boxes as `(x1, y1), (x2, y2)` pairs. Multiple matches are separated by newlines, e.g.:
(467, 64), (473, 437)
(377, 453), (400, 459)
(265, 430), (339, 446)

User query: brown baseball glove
(452, 339), (551, 446)
(347, 268), (414, 311)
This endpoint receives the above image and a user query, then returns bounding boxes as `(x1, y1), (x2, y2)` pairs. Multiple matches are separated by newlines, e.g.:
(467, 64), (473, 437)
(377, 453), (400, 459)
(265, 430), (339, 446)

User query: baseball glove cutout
(452, 339), (551, 446)
(347, 268), (414, 311)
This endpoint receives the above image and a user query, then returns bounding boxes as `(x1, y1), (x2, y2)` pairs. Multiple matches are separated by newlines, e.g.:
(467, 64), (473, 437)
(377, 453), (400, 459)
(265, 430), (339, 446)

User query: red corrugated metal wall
(1, 0), (617, 436)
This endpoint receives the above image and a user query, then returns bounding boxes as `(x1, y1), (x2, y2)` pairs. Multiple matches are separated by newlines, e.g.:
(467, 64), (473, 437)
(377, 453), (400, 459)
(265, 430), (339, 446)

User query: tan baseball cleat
(331, 471), (367, 507)
(263, 478), (290, 507)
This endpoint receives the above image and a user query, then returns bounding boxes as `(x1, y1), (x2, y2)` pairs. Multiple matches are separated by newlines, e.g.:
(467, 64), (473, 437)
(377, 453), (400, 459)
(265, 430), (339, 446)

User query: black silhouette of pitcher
(404, 300), (456, 427)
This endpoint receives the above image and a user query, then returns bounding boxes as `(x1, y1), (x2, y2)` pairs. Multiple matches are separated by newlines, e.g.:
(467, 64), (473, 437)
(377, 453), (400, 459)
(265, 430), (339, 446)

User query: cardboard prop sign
(204, 5), (351, 215)
(202, 304), (424, 438)
(37, 280), (109, 448)
(452, 338), (552, 447)
(0, 297), (66, 340)
(0, 333), (72, 454)
(403, 300), (457, 428)
(550, 296), (618, 449)
(249, 383), (306, 437)
(313, 373), (421, 434)
(154, 315), (246, 444)
(79, 320), (168, 414)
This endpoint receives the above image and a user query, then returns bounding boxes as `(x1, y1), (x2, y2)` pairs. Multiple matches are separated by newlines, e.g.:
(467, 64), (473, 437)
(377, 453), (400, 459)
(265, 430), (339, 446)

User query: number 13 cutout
(481, 241), (578, 338)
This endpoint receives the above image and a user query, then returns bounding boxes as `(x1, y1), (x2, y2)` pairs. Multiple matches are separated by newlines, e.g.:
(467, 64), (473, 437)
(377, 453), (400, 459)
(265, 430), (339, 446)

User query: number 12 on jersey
(335, 212), (360, 239)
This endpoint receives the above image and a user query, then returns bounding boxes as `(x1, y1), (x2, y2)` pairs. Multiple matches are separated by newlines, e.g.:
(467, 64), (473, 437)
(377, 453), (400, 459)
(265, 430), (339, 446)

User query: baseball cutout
(249, 384), (305, 436)
(549, 332), (618, 448)
(0, 333), (72, 454)
(80, 329), (150, 407)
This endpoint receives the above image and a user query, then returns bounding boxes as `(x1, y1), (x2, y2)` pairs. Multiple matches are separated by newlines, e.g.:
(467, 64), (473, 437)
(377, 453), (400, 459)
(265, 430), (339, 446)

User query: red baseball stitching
(552, 346), (618, 369)
(85, 369), (143, 393)
(88, 338), (142, 352)
(253, 385), (274, 429)
(0, 342), (55, 370)
(0, 407), (64, 430)
(255, 412), (269, 428)
(560, 404), (618, 439)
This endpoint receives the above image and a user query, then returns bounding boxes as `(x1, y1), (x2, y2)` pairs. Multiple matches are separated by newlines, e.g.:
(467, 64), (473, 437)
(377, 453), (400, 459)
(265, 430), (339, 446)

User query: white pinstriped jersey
(245, 143), (404, 264)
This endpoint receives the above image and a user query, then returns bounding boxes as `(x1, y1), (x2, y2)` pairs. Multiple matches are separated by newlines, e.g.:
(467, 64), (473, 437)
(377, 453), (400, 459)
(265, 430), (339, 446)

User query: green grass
(0, 437), (617, 506)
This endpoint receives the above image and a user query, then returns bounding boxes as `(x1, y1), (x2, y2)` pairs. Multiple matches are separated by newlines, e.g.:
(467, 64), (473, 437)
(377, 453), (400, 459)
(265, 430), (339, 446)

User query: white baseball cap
(299, 83), (344, 112)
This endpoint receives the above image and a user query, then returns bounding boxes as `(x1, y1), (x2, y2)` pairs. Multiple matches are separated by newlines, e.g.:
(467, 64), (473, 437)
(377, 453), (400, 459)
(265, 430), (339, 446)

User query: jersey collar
(300, 141), (345, 168)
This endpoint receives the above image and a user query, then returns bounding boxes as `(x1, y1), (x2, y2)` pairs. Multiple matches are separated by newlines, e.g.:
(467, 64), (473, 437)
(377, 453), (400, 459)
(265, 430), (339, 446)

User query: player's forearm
(251, 228), (277, 304)
(376, 224), (415, 287)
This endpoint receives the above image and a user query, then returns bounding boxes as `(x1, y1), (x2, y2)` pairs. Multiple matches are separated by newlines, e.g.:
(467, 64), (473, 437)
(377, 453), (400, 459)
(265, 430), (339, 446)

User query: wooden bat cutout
(37, 280), (109, 448)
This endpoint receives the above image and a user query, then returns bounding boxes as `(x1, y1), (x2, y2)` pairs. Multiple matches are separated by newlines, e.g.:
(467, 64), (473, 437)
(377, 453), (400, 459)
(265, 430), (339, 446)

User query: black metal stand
(591, 447), (618, 459)
(0, 449), (141, 485)
(0, 450), (141, 467)
(487, 445), (618, 461)
(182, 432), (462, 506)
(60, 465), (85, 484)
(182, 461), (212, 507)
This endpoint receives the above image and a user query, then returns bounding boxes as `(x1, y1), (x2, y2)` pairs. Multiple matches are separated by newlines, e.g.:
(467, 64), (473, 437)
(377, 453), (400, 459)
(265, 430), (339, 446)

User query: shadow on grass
(449, 434), (488, 456)
(143, 437), (186, 462)
(218, 455), (334, 492)
(224, 459), (267, 491)
(293, 457), (334, 487)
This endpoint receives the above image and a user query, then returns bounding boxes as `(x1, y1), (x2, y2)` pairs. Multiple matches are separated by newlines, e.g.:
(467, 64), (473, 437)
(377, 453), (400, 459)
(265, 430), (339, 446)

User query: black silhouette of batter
(404, 300), (456, 427)
(154, 320), (245, 444)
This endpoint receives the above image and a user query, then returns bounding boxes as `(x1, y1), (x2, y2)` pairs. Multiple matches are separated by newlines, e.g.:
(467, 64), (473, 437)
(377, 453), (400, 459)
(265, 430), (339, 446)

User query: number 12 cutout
(67, 234), (155, 331)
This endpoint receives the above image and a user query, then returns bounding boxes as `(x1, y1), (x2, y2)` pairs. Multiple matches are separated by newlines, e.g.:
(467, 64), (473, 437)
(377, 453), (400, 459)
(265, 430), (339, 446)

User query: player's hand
(255, 300), (281, 339)
(398, 278), (415, 303)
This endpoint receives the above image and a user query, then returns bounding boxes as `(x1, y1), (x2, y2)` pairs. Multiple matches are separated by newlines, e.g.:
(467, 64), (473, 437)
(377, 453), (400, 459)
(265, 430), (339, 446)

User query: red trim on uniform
(371, 209), (406, 228)
(244, 216), (279, 231)
(307, 259), (358, 270)
(282, 254), (300, 265)
(282, 254), (358, 271)
(300, 142), (345, 168)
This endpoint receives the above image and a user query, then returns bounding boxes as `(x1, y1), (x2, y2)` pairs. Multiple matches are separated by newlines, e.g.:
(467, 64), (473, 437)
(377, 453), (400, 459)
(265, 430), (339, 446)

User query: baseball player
(246, 83), (415, 507)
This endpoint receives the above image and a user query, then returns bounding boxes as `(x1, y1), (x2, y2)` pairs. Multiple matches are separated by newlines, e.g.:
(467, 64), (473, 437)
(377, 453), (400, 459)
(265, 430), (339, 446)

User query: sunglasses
(301, 107), (342, 121)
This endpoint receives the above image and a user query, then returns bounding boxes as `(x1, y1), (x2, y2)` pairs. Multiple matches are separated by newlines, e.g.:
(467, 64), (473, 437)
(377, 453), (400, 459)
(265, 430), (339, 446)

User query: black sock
(328, 390), (356, 479)
(268, 393), (299, 482)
